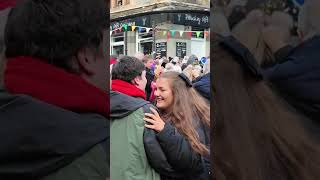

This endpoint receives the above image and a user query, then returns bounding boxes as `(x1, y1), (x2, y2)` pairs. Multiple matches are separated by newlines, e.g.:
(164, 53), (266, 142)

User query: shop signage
(156, 42), (167, 58)
(176, 42), (187, 58)
(174, 13), (209, 28)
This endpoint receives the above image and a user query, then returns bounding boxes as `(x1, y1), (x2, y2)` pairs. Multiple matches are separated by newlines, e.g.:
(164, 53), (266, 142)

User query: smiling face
(145, 59), (153, 69)
(154, 77), (174, 110)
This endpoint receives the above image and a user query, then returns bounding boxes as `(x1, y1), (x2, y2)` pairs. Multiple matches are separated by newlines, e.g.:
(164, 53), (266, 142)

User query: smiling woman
(144, 71), (210, 180)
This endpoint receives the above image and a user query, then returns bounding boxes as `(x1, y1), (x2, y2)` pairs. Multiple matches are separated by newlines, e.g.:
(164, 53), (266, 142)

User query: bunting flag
(204, 31), (208, 37)
(179, 31), (184, 37)
(163, 31), (167, 36)
(110, 24), (209, 39)
(170, 30), (176, 37)
(123, 24), (128, 31)
(167, 31), (171, 40)
(196, 31), (201, 38)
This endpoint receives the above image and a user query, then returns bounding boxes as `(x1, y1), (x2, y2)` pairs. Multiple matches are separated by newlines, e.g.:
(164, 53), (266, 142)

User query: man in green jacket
(110, 56), (160, 180)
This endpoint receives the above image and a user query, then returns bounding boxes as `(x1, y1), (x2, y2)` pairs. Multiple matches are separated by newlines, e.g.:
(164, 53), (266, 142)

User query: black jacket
(110, 91), (210, 180)
(262, 35), (320, 123)
(145, 68), (154, 101)
(0, 87), (109, 179)
(156, 120), (210, 180)
(193, 73), (211, 101)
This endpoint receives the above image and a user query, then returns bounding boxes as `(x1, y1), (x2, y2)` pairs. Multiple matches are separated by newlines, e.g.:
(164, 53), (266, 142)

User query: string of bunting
(110, 24), (210, 39)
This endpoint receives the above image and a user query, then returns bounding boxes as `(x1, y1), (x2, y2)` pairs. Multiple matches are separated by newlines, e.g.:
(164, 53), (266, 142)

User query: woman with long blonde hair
(144, 71), (210, 180)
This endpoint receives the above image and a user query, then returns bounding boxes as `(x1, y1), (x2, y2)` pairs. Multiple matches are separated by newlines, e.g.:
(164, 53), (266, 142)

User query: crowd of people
(110, 53), (211, 180)
(111, 53), (211, 103)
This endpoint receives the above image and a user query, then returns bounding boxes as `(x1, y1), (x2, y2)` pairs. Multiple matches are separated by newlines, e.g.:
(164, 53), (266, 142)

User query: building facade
(110, 0), (210, 59)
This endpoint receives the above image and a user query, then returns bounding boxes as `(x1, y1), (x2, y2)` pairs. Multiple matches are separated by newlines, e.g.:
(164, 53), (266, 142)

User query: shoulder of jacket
(141, 103), (158, 114)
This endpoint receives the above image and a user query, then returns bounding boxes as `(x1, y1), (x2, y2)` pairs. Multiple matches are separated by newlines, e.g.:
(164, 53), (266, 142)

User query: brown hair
(212, 43), (320, 180)
(142, 55), (153, 64)
(231, 9), (266, 66)
(158, 72), (210, 155)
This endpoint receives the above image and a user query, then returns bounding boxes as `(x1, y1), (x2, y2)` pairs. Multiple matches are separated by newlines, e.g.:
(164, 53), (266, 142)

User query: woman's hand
(144, 107), (165, 132)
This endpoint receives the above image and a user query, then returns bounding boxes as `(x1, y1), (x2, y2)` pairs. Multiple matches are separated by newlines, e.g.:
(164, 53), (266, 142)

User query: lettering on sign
(174, 13), (209, 27)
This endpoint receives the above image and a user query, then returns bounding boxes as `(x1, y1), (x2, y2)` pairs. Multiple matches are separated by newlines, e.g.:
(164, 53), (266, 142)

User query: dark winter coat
(0, 87), (109, 179)
(262, 35), (320, 123)
(145, 68), (154, 101)
(193, 73), (211, 101)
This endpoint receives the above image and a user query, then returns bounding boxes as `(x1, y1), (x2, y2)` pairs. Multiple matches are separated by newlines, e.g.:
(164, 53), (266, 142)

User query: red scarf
(5, 56), (109, 118)
(0, 0), (16, 10)
(112, 79), (146, 100)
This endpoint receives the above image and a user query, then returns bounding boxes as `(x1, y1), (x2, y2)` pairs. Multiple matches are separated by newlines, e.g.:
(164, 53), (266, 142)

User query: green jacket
(42, 143), (109, 180)
(110, 91), (160, 180)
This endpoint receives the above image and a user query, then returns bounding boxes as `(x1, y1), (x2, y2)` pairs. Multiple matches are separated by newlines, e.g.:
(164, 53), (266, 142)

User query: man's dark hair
(5, 0), (108, 72)
(112, 56), (145, 83)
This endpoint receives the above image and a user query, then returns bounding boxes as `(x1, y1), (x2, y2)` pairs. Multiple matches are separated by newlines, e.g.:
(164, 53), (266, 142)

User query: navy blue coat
(262, 35), (320, 122)
(193, 73), (211, 101)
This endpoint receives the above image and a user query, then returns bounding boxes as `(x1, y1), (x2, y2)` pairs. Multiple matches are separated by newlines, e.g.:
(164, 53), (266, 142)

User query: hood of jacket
(0, 87), (108, 178)
(110, 91), (151, 119)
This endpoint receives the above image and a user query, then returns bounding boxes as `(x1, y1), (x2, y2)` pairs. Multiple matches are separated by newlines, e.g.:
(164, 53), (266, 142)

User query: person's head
(269, 11), (294, 29)
(110, 54), (118, 61)
(232, 9), (266, 65)
(134, 52), (145, 61)
(5, 0), (109, 90)
(212, 12), (231, 36)
(155, 71), (210, 155)
(154, 59), (160, 66)
(212, 40), (320, 180)
(172, 56), (179, 64)
(187, 54), (198, 65)
(164, 62), (174, 72)
(297, 0), (320, 41)
(142, 55), (153, 69)
(192, 65), (202, 78)
(162, 58), (169, 64)
(112, 56), (147, 91)
(182, 64), (193, 81)
(227, 5), (247, 30)
(203, 58), (210, 74)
